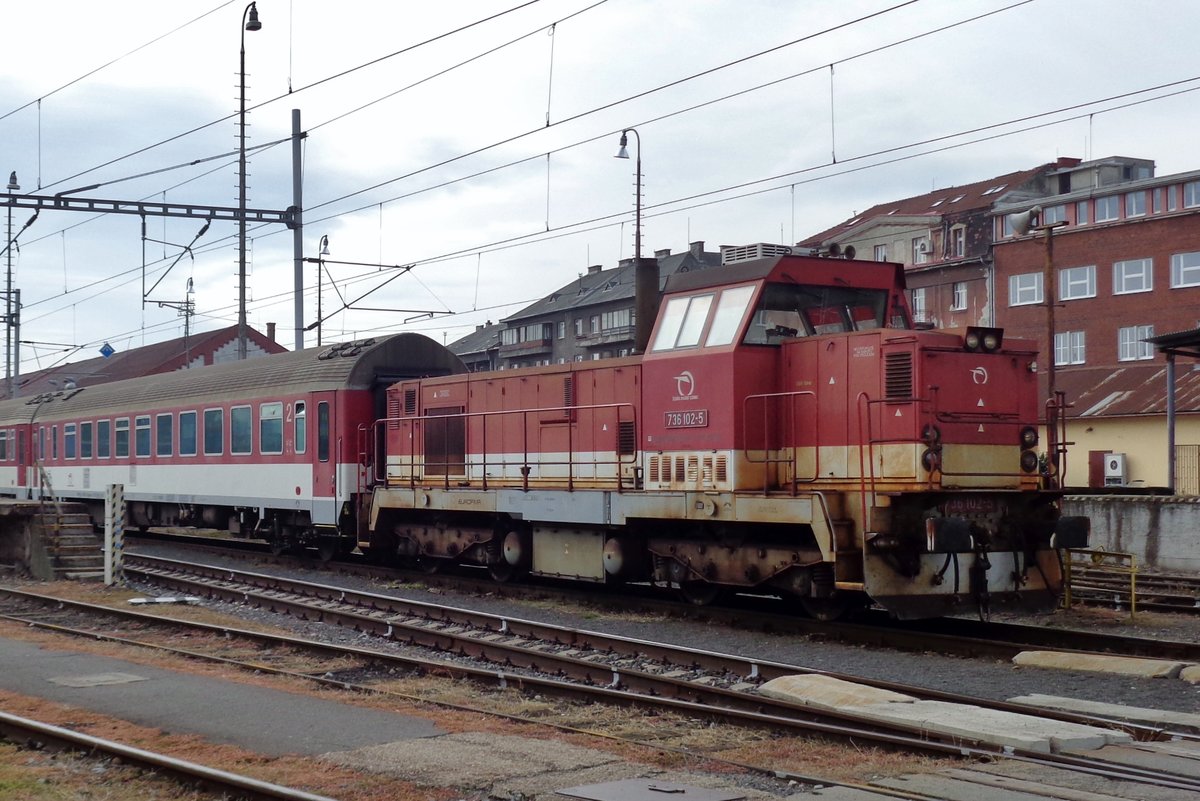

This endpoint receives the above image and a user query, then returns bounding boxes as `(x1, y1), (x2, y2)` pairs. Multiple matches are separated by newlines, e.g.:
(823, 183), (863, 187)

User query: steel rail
(0, 710), (337, 801)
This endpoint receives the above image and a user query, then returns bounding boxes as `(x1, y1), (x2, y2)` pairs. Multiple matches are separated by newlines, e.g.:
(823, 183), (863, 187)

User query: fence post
(104, 484), (126, 587)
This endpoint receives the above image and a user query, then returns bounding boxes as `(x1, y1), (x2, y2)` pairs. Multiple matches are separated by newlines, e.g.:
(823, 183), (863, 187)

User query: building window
(910, 287), (927, 322)
(1153, 187), (1164, 214)
(1008, 273), (1043, 306)
(1171, 251), (1200, 288)
(64, 424), (77, 460)
(950, 227), (965, 257)
(1185, 180), (1200, 208)
(135, 416), (151, 457)
(873, 244), (887, 261)
(557, 321), (565, 339)
(574, 318), (583, 337)
(1042, 204), (1067, 224)
(1168, 185), (1178, 211)
(912, 236), (930, 264)
(231, 406), (252, 455)
(1076, 200), (1090, 225)
(115, 419), (130, 458)
(1114, 258), (1153, 294)
(601, 307), (632, 330)
(1125, 190), (1146, 217)
(180, 411), (197, 457)
(589, 315), (600, 334)
(204, 409), (223, 455)
(951, 282), (967, 311)
(1059, 265), (1095, 301)
(1055, 331), (1085, 365)
(1118, 325), (1154, 361)
(156, 414), (173, 456)
(1095, 196), (1119, 222)
(260, 402), (283, 455)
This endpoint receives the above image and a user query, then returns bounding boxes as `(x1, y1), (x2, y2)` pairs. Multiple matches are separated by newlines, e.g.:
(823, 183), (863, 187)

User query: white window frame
(910, 287), (927, 322)
(1185, 180), (1200, 208)
(1113, 258), (1153, 294)
(1095, 196), (1119, 222)
(912, 236), (929, 264)
(1125, 190), (1146, 218)
(951, 282), (967, 311)
(1058, 265), (1095, 301)
(1076, 200), (1090, 225)
(1042, 204), (1067, 225)
(1172, 252), (1200, 288)
(1008, 273), (1043, 306)
(1054, 331), (1085, 366)
(950, 226), (965, 257)
(1118, 325), (1154, 361)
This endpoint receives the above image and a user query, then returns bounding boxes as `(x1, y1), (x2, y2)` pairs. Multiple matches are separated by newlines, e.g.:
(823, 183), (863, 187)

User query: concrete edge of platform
(1012, 650), (1192, 679)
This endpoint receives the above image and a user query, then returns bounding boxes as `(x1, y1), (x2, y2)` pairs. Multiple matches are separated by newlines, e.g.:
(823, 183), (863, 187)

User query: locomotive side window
(115, 419), (130, 458)
(64, 424), (76, 460)
(317, 402), (330, 463)
(80, 422), (93, 459)
(204, 409), (223, 456)
(743, 284), (894, 345)
(651, 293), (714, 352)
(135, 416), (151, 457)
(705, 285), (756, 346)
(231, 406), (252, 455)
(260, 402), (283, 455)
(156, 414), (173, 457)
(179, 412), (197, 456)
(294, 401), (306, 455)
(97, 420), (111, 459)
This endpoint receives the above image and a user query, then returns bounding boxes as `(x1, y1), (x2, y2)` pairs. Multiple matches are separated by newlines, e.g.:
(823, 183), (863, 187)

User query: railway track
(0, 709), (337, 801)
(6, 558), (1200, 795)
(1068, 564), (1200, 615)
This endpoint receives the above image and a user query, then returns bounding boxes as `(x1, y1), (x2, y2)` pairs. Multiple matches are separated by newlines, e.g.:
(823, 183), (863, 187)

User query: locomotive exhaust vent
(617, 420), (636, 455)
(884, 352), (914, 399)
(404, 388), (418, 416)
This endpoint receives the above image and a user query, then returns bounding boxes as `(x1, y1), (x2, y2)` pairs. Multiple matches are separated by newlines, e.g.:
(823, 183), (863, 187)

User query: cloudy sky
(0, 0), (1196, 372)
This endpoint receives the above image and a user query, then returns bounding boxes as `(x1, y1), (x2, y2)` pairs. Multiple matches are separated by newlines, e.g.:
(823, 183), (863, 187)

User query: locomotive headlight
(1020, 450), (1040, 473)
(1019, 426), (1039, 449)
(964, 326), (1003, 353)
(982, 331), (1001, 352)
(964, 331), (981, 351)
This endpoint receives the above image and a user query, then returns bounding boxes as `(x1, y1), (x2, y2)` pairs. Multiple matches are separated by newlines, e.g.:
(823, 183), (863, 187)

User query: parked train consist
(0, 253), (1087, 618)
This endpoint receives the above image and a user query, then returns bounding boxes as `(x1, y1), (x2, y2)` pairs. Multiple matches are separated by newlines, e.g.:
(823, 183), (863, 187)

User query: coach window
(260, 402), (283, 455)
(203, 409), (223, 456)
(294, 401), (306, 455)
(179, 411), (197, 457)
(135, 416), (151, 457)
(52, 426), (58, 460)
(98, 420), (111, 459)
(37, 427), (44, 461)
(156, 413), (173, 457)
(64, 424), (77, 460)
(80, 422), (93, 459)
(115, 418), (130, 457)
(317, 402), (330, 463)
(231, 406), (252, 455)
(0, 430), (7, 461)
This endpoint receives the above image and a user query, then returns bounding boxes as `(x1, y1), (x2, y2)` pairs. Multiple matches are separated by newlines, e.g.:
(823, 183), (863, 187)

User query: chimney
(587, 264), (602, 274)
(266, 322), (276, 342)
(654, 248), (671, 258)
(689, 241), (705, 258)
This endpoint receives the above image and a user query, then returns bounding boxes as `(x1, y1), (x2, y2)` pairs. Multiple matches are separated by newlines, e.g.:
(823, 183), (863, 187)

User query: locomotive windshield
(742, 282), (896, 345)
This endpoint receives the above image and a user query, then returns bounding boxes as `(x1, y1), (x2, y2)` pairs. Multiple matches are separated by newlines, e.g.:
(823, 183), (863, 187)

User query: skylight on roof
(846, 217), (861, 226)
(886, 209), (897, 215)
(982, 184), (1008, 195)
(930, 199), (945, 207)
(950, 194), (965, 203)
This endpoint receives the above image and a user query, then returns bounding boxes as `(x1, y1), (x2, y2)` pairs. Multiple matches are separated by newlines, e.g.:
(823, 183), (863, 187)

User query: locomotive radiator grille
(646, 453), (729, 489)
(884, 352), (914, 399)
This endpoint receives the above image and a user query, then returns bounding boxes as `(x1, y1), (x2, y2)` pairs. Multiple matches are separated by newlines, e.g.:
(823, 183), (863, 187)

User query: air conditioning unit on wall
(1104, 453), (1127, 486)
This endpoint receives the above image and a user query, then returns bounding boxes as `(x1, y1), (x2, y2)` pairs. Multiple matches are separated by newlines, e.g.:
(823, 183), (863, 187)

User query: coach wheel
(316, 538), (339, 563)
(269, 539), (288, 557)
(679, 580), (721, 606)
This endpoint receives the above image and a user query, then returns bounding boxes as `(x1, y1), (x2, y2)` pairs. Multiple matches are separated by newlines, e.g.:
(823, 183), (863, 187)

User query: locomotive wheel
(419, 556), (447, 574)
(800, 595), (851, 621)
(488, 560), (525, 583)
(679, 580), (721, 606)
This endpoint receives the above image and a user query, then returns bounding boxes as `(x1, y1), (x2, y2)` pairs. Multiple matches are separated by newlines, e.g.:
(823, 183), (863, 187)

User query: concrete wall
(1064, 494), (1200, 573)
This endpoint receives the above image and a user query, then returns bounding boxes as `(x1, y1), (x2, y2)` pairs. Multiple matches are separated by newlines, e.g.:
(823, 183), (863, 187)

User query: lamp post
(316, 235), (329, 346)
(615, 128), (656, 354)
(5, 171), (16, 399)
(237, 1), (262, 361)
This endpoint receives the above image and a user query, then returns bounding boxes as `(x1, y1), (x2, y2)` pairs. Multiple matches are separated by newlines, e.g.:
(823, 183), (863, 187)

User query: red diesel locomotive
(367, 253), (1087, 619)
(0, 252), (1087, 618)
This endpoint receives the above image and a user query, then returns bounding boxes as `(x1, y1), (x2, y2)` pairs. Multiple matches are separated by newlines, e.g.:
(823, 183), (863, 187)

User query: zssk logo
(970, 367), (988, 385)
(673, 370), (699, 401)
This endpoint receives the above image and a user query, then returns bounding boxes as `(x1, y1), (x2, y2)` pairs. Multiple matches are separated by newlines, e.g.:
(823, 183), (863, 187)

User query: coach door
(311, 392), (338, 526)
(16, 429), (27, 498)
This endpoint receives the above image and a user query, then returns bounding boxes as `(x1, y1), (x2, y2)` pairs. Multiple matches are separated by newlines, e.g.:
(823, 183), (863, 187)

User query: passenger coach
(0, 334), (463, 557)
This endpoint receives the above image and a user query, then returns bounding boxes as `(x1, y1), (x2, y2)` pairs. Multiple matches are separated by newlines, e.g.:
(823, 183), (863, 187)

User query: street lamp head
(319, 235), (330, 256)
(615, 131), (629, 159)
(6, 172), (17, 192)
(245, 2), (262, 32)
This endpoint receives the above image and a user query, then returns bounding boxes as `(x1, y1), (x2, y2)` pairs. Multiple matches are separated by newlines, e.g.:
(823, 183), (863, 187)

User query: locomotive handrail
(740, 390), (817, 494)
(373, 401), (638, 493)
